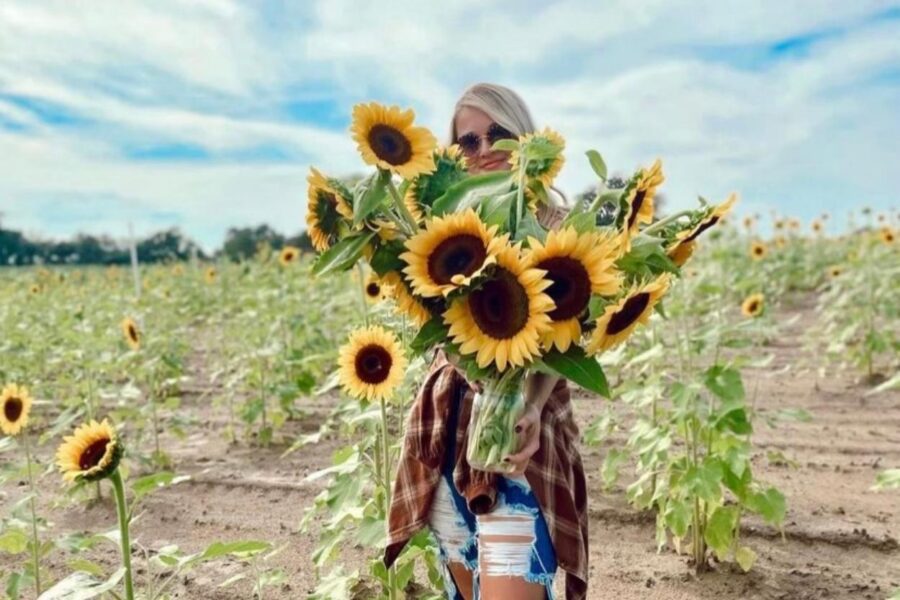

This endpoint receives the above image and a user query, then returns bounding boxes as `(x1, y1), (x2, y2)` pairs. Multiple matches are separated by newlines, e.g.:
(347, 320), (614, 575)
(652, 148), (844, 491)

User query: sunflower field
(1, 103), (899, 600)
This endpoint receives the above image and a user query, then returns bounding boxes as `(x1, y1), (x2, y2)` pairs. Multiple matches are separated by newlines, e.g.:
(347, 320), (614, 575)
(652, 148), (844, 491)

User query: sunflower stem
(379, 395), (398, 600)
(514, 149), (528, 238)
(111, 470), (136, 600)
(385, 176), (417, 236)
(357, 263), (370, 327)
(640, 209), (695, 237)
(23, 431), (42, 596)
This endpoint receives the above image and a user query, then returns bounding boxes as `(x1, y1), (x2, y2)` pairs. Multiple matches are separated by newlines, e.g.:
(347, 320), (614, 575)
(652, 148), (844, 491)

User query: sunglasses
(456, 123), (515, 156)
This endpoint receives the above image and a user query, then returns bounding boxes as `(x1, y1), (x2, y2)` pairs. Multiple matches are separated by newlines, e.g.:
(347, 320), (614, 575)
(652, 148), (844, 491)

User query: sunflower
(56, 419), (123, 483)
(509, 128), (565, 188)
(750, 241), (768, 260)
(444, 243), (555, 371)
(364, 272), (386, 303)
(121, 317), (140, 351)
(622, 159), (665, 237)
(773, 235), (788, 249)
(306, 167), (354, 252)
(774, 219), (785, 231)
(827, 265), (843, 278)
(742, 216), (754, 230)
(350, 102), (437, 180)
(279, 246), (300, 266)
(668, 239), (697, 267)
(811, 220), (823, 234)
(205, 267), (217, 284)
(0, 384), (32, 436)
(29, 284), (40, 295)
(525, 227), (622, 352)
(586, 275), (670, 354)
(403, 145), (468, 222)
(401, 209), (504, 298)
(741, 293), (764, 318)
(676, 193), (738, 246)
(338, 326), (408, 401)
(880, 227), (895, 245)
(382, 271), (432, 327)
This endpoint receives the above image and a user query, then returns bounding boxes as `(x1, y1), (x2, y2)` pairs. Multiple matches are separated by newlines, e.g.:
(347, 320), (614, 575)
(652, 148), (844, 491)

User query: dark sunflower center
(79, 438), (110, 471)
(748, 301), (760, 313)
(366, 282), (381, 297)
(538, 257), (592, 321)
(427, 234), (487, 285)
(128, 325), (138, 341)
(368, 124), (412, 166)
(606, 292), (651, 335)
(3, 398), (23, 422)
(627, 190), (647, 230)
(684, 216), (719, 243)
(316, 191), (342, 235)
(468, 269), (530, 339)
(754, 246), (764, 255)
(355, 344), (393, 385)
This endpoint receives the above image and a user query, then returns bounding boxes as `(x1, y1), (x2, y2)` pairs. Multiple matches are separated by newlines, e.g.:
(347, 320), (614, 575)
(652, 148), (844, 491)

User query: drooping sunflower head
(668, 239), (697, 268)
(741, 293), (765, 318)
(121, 317), (140, 351)
(750, 241), (768, 260)
(382, 271), (433, 327)
(586, 275), (670, 355)
(445, 243), (555, 371)
(0, 384), (32, 436)
(404, 145), (468, 222)
(56, 419), (123, 483)
(677, 193), (738, 245)
(509, 128), (565, 188)
(364, 272), (386, 303)
(279, 246), (300, 267)
(338, 325), (408, 402)
(621, 159), (665, 237)
(401, 209), (503, 298)
(880, 227), (895, 245)
(306, 167), (354, 252)
(350, 102), (437, 180)
(525, 227), (623, 352)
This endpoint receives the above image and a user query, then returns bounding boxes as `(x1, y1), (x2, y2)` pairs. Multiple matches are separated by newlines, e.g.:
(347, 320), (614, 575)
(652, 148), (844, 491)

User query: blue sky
(1, 1), (898, 250)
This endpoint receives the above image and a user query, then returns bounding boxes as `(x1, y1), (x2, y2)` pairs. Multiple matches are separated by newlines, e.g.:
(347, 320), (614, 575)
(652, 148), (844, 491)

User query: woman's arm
(504, 371), (559, 475)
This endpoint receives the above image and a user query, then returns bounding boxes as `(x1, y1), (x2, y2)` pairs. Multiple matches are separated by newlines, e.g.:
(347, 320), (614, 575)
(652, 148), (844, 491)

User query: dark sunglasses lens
(458, 134), (479, 154)
(488, 124), (514, 143)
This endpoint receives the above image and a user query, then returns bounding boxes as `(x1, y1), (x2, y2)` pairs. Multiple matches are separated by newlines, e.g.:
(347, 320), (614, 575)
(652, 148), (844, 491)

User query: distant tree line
(0, 221), (314, 266)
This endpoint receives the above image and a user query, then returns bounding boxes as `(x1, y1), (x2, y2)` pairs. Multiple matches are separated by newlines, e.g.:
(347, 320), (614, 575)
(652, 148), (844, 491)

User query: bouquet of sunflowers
(311, 102), (736, 473)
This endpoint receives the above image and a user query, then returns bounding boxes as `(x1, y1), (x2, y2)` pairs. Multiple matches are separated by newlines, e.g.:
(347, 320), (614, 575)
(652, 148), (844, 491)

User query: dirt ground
(4, 294), (899, 599)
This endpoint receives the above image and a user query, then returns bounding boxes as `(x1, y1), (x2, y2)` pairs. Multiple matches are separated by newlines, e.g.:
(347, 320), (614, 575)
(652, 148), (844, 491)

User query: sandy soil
(3, 295), (898, 600)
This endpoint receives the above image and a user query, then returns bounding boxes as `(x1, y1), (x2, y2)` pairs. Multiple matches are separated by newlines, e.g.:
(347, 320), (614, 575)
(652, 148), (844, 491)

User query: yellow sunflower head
(121, 317), (141, 351)
(350, 102), (437, 180)
(827, 265), (843, 278)
(667, 239), (697, 268)
(811, 220), (823, 234)
(401, 209), (504, 298)
(306, 167), (354, 252)
(338, 325), (408, 402)
(172, 264), (185, 277)
(445, 243), (555, 371)
(676, 193), (737, 245)
(56, 419), (123, 483)
(880, 227), (895, 245)
(774, 219), (785, 231)
(382, 271), (433, 327)
(508, 128), (565, 188)
(773, 235), (788, 249)
(750, 241), (768, 260)
(621, 159), (665, 237)
(204, 266), (217, 284)
(404, 145), (468, 223)
(364, 272), (386, 303)
(525, 227), (623, 352)
(741, 293), (765, 318)
(279, 246), (300, 267)
(586, 275), (670, 355)
(0, 383), (33, 436)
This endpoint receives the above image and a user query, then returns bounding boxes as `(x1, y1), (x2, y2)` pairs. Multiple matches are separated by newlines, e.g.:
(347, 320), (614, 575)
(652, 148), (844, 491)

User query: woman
(384, 83), (589, 600)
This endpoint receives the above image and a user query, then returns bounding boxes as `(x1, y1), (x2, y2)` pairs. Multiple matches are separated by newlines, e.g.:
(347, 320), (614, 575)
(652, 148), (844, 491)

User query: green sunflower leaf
(586, 150), (607, 181)
(431, 171), (513, 216)
(312, 232), (376, 277)
(537, 346), (609, 397)
(352, 170), (390, 226)
(410, 317), (448, 355)
(368, 240), (406, 276)
(491, 139), (519, 153)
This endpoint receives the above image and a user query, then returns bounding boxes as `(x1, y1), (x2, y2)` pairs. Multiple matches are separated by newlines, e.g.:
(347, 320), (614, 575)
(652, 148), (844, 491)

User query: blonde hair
(450, 82), (566, 206)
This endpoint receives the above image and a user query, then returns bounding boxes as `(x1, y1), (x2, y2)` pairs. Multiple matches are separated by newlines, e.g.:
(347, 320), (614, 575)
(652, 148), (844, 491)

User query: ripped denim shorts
(428, 386), (557, 599)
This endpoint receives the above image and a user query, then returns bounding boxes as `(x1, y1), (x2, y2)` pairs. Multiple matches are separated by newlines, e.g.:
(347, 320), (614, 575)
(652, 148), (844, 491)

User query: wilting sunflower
(741, 293), (765, 318)
(307, 167), (354, 252)
(668, 239), (697, 267)
(364, 272), (386, 303)
(525, 227), (622, 352)
(121, 317), (140, 351)
(279, 246), (300, 266)
(445, 243), (555, 371)
(204, 267), (217, 284)
(621, 159), (665, 237)
(827, 265), (843, 278)
(750, 241), (768, 260)
(0, 383), (32, 436)
(56, 419), (123, 483)
(404, 145), (468, 222)
(382, 271), (432, 327)
(351, 102), (437, 179)
(509, 128), (565, 188)
(880, 227), (895, 245)
(401, 209), (504, 298)
(338, 326), (408, 401)
(586, 275), (670, 355)
(666, 194), (737, 266)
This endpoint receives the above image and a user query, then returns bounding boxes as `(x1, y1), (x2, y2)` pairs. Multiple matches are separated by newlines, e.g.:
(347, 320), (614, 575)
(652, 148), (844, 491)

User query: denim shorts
(428, 385), (557, 599)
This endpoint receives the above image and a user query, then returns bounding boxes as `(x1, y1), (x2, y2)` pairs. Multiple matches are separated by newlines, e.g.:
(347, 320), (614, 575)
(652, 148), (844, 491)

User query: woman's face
(454, 106), (513, 175)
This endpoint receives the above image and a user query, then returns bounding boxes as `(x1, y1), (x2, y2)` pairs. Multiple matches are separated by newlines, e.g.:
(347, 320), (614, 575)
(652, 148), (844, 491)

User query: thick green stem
(513, 151), (528, 238)
(23, 432), (42, 596)
(111, 470), (135, 600)
(385, 177), (417, 236)
(357, 263), (370, 327)
(640, 209), (696, 237)
(379, 396), (397, 599)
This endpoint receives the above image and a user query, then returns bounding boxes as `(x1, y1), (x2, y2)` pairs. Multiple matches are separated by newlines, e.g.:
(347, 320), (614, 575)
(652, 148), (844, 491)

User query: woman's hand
(503, 372), (559, 476)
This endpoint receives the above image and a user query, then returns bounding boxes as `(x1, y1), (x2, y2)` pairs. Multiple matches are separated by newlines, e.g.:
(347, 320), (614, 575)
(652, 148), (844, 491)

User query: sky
(1, 1), (898, 250)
